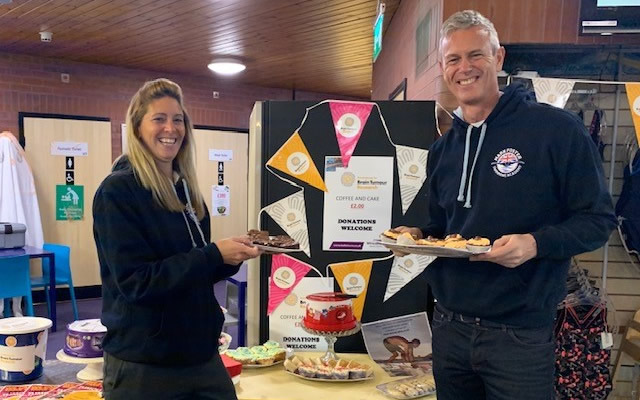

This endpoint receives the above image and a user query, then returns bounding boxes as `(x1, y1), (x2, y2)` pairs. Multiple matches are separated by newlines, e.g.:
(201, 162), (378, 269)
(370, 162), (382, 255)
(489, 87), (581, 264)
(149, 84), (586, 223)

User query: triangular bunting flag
(263, 190), (311, 257)
(383, 254), (436, 302)
(396, 145), (428, 215)
(532, 78), (574, 109)
(329, 102), (373, 168)
(267, 132), (327, 192)
(329, 259), (373, 320)
(268, 254), (313, 315)
(625, 83), (640, 147)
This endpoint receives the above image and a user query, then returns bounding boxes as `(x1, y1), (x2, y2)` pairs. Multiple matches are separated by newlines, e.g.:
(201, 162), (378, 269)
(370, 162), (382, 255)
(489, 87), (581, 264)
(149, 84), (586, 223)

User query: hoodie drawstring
(173, 178), (207, 248)
(457, 123), (487, 209)
(457, 124), (473, 203)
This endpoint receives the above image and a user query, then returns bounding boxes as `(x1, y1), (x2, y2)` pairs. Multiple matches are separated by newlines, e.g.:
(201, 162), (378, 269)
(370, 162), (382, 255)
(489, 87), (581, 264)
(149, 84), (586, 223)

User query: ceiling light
(207, 58), (246, 75)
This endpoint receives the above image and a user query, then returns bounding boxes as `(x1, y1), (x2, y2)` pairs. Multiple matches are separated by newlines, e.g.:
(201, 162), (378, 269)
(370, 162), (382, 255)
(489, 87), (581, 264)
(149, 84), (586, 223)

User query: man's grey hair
(439, 10), (500, 57)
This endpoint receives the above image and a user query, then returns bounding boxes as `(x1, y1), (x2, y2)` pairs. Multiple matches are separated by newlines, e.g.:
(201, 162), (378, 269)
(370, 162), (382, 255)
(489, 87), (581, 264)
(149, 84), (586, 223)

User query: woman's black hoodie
(93, 156), (240, 365)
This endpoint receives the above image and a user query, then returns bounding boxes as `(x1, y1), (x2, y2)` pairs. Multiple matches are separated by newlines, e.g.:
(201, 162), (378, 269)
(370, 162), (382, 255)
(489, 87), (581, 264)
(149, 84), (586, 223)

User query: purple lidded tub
(63, 319), (107, 358)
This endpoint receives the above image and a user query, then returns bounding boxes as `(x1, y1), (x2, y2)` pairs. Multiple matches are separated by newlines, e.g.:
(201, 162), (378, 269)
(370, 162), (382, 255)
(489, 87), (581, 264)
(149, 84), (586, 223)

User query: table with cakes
(220, 229), (494, 400)
(0, 229), (497, 398)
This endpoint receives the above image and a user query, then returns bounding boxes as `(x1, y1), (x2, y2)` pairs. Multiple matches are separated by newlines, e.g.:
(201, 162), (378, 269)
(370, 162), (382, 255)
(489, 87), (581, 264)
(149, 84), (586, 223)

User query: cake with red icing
(303, 292), (357, 332)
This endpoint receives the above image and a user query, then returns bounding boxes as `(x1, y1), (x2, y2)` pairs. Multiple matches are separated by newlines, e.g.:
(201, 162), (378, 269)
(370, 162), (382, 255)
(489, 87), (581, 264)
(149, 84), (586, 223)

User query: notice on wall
(51, 142), (88, 156)
(209, 149), (233, 161)
(212, 185), (230, 216)
(269, 277), (333, 352)
(322, 156), (393, 251)
(56, 185), (84, 220)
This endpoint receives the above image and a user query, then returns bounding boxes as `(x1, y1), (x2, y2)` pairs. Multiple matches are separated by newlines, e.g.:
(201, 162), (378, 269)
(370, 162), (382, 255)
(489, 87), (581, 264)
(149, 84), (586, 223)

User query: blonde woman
(93, 78), (260, 400)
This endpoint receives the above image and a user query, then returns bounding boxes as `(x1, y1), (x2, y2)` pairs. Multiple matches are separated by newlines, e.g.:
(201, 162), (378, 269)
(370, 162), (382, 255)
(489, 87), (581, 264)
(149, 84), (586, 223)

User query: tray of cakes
(222, 340), (286, 368)
(248, 229), (302, 253)
(283, 355), (374, 382)
(380, 230), (491, 258)
(376, 374), (437, 399)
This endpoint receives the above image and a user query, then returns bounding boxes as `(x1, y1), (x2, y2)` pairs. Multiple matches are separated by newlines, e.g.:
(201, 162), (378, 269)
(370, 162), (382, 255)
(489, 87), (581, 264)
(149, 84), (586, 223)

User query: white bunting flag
(384, 254), (436, 302)
(263, 190), (311, 257)
(532, 77), (575, 109)
(396, 145), (428, 214)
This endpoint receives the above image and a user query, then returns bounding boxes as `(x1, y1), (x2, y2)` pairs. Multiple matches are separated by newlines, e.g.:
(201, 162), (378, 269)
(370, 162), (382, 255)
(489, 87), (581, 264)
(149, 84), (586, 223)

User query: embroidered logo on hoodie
(492, 148), (525, 177)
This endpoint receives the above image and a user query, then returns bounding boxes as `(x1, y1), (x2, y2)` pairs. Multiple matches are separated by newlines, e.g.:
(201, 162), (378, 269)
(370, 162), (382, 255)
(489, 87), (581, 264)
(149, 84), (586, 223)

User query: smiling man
(394, 10), (616, 400)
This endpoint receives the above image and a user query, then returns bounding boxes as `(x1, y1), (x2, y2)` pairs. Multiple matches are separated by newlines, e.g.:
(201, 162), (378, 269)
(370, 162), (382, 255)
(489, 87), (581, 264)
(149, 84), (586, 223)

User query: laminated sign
(56, 185), (84, 220)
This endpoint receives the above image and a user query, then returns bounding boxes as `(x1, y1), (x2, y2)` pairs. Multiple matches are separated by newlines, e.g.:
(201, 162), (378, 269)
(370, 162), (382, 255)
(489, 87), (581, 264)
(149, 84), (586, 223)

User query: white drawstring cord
(457, 124), (473, 203)
(464, 124), (487, 208)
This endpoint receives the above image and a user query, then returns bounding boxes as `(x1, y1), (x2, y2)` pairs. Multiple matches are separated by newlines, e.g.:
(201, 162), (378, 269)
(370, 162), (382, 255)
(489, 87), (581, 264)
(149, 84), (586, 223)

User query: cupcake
(466, 236), (491, 253)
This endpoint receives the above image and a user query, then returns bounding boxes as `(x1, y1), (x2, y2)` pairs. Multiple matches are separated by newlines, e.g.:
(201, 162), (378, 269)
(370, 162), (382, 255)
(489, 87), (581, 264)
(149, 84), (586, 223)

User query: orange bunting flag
(329, 259), (373, 320)
(625, 83), (640, 147)
(266, 132), (328, 192)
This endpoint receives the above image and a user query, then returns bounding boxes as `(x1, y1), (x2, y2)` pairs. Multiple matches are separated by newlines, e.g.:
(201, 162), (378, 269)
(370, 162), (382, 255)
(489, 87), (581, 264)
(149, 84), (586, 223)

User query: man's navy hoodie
(421, 84), (616, 328)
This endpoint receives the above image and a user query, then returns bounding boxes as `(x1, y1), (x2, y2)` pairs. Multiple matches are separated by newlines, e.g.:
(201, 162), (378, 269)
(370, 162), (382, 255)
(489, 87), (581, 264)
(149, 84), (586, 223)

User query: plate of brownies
(248, 229), (302, 253)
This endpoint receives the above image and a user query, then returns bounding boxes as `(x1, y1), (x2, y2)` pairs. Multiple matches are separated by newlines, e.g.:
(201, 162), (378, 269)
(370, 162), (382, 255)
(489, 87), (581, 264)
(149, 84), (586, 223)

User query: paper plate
(379, 236), (490, 258)
(253, 244), (303, 253)
(242, 359), (284, 368)
(285, 370), (373, 382)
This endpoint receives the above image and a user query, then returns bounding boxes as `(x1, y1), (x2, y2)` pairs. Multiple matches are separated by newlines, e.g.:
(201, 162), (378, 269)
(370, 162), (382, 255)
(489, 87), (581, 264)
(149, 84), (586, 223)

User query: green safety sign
(56, 185), (84, 221)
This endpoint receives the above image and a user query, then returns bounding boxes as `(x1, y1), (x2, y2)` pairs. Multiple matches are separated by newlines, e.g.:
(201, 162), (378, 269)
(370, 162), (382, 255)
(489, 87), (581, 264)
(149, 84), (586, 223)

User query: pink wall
(0, 52), (357, 160)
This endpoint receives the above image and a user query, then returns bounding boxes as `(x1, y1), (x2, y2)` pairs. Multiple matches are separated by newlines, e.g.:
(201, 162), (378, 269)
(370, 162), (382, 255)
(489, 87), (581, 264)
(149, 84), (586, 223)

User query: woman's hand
(215, 235), (262, 265)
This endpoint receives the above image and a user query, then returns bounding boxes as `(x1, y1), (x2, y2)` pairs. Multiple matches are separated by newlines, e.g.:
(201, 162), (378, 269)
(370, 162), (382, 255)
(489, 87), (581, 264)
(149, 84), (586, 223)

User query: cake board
(56, 349), (103, 381)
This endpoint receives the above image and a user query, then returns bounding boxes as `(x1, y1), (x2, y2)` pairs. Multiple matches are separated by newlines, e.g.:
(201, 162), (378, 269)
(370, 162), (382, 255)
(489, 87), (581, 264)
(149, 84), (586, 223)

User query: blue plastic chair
(0, 255), (35, 317)
(30, 243), (79, 321)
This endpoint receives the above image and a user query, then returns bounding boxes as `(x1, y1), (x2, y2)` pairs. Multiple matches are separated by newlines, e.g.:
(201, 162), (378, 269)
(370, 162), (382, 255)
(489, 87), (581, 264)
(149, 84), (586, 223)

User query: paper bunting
(329, 259), (373, 320)
(626, 83), (640, 147)
(267, 132), (327, 192)
(384, 254), (436, 302)
(532, 78), (575, 109)
(329, 102), (373, 168)
(396, 145), (428, 215)
(263, 190), (311, 257)
(268, 254), (313, 315)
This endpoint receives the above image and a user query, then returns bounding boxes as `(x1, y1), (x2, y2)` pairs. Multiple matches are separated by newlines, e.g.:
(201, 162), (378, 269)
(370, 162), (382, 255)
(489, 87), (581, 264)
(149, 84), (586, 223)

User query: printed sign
(212, 185), (230, 216)
(322, 156), (393, 251)
(56, 185), (84, 220)
(209, 149), (233, 161)
(269, 277), (333, 352)
(361, 312), (433, 377)
(50, 142), (88, 156)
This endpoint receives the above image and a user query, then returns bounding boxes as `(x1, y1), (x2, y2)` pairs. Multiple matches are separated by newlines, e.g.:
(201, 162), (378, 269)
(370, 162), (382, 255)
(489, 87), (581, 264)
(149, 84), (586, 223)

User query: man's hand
(470, 234), (537, 268)
(215, 235), (262, 265)
(393, 226), (424, 240)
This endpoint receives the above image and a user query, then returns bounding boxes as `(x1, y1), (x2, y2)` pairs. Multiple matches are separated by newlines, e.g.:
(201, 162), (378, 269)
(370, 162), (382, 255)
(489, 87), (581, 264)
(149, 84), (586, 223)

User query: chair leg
(44, 287), (51, 319)
(24, 293), (34, 317)
(68, 285), (79, 321)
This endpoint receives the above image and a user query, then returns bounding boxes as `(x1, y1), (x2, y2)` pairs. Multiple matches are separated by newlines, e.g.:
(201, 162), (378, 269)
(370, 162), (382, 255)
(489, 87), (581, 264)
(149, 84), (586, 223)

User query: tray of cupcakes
(283, 355), (374, 382)
(222, 340), (287, 368)
(380, 230), (491, 258)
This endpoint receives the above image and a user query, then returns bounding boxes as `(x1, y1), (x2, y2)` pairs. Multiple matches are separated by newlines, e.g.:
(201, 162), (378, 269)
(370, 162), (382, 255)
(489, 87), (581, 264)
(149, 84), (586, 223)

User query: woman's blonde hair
(125, 78), (205, 219)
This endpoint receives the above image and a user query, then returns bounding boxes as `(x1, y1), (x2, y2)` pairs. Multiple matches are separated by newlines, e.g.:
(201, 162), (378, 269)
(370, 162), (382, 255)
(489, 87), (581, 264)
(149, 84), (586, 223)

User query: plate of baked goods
(222, 341), (287, 367)
(380, 229), (491, 258)
(283, 355), (374, 382)
(248, 229), (302, 253)
(376, 374), (437, 399)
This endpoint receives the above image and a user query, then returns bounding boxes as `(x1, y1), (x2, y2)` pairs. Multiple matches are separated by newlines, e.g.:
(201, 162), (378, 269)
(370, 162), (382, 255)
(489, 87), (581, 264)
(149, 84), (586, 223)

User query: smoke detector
(39, 31), (52, 42)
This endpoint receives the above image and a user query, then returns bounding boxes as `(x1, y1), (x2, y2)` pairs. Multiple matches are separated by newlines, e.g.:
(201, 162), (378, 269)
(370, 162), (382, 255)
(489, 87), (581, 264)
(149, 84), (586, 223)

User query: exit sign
(373, 12), (384, 62)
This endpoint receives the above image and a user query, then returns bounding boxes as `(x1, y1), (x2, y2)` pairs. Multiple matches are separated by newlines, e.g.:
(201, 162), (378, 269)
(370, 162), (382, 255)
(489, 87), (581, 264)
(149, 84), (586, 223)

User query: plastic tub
(0, 317), (52, 382)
